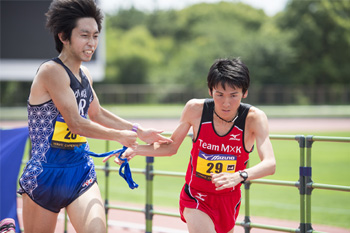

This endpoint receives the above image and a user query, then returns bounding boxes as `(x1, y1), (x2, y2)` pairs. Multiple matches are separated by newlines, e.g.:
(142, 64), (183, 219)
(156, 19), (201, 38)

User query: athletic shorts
(18, 158), (96, 213)
(179, 184), (241, 233)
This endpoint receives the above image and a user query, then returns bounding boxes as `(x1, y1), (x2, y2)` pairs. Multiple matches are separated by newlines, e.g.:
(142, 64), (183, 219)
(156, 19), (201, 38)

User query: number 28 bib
(51, 115), (87, 149)
(196, 150), (237, 181)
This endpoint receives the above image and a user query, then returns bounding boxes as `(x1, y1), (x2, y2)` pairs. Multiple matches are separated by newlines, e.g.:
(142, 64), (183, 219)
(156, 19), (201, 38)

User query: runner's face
(67, 17), (99, 62)
(210, 84), (246, 120)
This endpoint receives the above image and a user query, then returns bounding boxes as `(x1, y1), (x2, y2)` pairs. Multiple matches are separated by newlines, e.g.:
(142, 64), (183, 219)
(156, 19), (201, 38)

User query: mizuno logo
(195, 193), (207, 201)
(229, 134), (240, 141)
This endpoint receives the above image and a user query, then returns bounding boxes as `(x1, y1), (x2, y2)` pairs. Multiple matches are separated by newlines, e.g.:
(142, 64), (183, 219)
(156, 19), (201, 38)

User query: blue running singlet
(18, 58), (96, 213)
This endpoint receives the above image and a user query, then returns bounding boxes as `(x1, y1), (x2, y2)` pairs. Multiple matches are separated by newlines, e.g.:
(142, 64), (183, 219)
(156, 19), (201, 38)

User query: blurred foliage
(1, 0), (350, 106)
(277, 0), (350, 85)
(0, 82), (31, 107)
(104, 0), (350, 87)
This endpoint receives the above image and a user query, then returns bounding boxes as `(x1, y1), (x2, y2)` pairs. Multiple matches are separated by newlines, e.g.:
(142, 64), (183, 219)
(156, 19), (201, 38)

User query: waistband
(29, 158), (90, 168)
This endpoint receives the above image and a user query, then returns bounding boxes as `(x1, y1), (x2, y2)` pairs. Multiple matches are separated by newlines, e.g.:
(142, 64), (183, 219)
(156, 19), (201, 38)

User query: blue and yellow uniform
(18, 57), (96, 213)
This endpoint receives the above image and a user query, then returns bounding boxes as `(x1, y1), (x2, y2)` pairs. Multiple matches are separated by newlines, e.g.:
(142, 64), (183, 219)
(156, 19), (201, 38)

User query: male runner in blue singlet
(18, 1), (172, 232)
(105, 58), (276, 233)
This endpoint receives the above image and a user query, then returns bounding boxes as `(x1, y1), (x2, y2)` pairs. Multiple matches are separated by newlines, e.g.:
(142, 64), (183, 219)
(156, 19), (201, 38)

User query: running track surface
(15, 198), (350, 233)
(4, 118), (350, 233)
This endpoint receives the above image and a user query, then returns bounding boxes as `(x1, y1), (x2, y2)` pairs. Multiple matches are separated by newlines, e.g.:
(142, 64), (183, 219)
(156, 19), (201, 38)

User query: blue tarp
(0, 127), (28, 233)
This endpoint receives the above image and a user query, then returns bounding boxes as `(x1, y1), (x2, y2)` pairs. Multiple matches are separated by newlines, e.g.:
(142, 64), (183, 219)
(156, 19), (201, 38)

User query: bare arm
(126, 119), (190, 157)
(88, 98), (172, 144)
(103, 99), (203, 163)
(243, 107), (276, 180)
(83, 67), (172, 145)
(212, 107), (276, 190)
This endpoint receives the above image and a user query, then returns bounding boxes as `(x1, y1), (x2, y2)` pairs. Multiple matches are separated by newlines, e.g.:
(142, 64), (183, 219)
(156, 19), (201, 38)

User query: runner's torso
(27, 57), (94, 164)
(185, 99), (252, 194)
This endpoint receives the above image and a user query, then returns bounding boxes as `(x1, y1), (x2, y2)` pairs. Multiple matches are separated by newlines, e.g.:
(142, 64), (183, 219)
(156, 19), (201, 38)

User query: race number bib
(51, 115), (87, 149)
(196, 150), (237, 181)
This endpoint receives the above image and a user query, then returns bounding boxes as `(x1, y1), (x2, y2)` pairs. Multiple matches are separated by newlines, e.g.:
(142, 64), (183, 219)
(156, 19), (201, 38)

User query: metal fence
(69, 134), (350, 233)
(15, 133), (350, 232)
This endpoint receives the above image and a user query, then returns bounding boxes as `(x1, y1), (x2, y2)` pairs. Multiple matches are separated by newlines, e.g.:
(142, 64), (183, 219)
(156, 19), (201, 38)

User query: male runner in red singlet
(105, 58), (276, 233)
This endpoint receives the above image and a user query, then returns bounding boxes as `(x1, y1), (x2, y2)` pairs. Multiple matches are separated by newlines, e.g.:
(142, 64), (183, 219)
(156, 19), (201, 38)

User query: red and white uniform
(180, 99), (252, 233)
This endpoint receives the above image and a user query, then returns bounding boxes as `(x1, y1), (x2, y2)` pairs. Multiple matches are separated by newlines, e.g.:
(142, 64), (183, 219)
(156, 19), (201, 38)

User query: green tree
(277, 0), (350, 85)
(150, 2), (294, 87)
(106, 7), (147, 30)
(105, 26), (163, 84)
(105, 2), (295, 89)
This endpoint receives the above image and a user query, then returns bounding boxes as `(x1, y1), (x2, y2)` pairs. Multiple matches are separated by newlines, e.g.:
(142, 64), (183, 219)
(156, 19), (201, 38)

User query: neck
(58, 53), (81, 75)
(214, 110), (238, 123)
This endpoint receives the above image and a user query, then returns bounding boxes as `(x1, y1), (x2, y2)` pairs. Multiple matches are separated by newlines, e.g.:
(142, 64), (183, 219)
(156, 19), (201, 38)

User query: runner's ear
(208, 88), (213, 97)
(58, 32), (68, 44)
(243, 90), (248, 98)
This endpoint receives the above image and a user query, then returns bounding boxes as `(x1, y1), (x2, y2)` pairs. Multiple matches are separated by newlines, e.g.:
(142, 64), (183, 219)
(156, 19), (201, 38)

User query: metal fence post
(104, 141), (110, 232)
(305, 136), (315, 233)
(145, 157), (154, 233)
(64, 209), (68, 233)
(243, 180), (252, 233)
(295, 135), (306, 233)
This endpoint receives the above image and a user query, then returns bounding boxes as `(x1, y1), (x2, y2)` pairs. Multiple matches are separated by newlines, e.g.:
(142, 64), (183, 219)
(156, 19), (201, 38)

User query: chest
(69, 78), (93, 117)
(196, 123), (244, 153)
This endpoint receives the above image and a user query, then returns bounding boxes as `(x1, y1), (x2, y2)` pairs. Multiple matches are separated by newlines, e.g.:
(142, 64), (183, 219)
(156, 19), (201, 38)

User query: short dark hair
(207, 58), (250, 95)
(45, 0), (104, 53)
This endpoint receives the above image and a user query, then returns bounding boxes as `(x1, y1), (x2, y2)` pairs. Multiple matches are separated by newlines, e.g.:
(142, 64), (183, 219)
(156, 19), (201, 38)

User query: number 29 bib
(196, 150), (237, 181)
(51, 115), (87, 149)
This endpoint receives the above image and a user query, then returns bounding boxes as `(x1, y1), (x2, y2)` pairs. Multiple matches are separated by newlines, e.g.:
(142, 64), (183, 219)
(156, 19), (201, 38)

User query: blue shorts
(18, 157), (96, 213)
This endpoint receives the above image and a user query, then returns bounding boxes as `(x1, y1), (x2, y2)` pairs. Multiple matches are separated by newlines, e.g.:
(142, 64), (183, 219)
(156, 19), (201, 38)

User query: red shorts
(179, 184), (241, 233)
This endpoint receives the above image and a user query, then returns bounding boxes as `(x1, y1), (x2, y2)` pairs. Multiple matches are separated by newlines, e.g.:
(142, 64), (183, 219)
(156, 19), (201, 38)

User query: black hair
(45, 0), (103, 53)
(207, 58), (250, 95)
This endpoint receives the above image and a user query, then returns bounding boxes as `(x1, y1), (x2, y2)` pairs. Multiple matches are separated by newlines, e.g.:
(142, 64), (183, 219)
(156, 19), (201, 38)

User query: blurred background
(1, 0), (349, 108)
(1, 1), (349, 231)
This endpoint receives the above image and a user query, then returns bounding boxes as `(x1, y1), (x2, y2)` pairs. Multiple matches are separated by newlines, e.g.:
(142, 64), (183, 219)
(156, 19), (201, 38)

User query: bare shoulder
(247, 106), (267, 120)
(186, 98), (205, 108)
(36, 60), (67, 83)
(29, 61), (69, 104)
(178, 99), (205, 137)
(246, 106), (269, 133)
(183, 99), (205, 116)
(38, 61), (70, 88)
(38, 60), (62, 74)
(180, 98), (204, 126)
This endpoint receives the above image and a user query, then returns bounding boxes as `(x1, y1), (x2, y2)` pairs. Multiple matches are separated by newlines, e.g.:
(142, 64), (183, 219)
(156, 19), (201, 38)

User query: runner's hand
(138, 128), (173, 144)
(122, 147), (136, 160)
(102, 151), (124, 165)
(118, 130), (138, 149)
(102, 147), (136, 165)
(211, 172), (240, 191)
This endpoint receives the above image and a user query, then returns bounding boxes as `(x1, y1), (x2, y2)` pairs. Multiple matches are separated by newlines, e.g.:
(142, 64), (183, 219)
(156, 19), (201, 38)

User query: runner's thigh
(22, 194), (59, 233)
(66, 183), (106, 233)
(183, 207), (216, 233)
